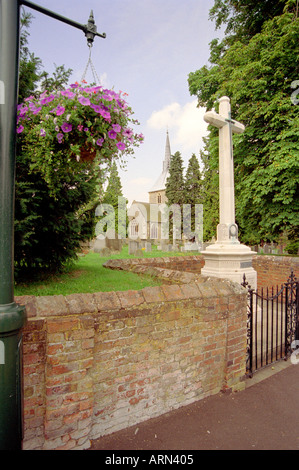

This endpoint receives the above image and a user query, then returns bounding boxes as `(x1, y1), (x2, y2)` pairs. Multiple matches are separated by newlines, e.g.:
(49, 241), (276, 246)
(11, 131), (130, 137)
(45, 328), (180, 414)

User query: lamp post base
(0, 303), (27, 450)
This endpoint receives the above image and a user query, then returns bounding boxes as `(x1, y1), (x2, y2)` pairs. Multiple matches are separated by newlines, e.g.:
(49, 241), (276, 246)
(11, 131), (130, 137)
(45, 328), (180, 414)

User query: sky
(23, 0), (223, 204)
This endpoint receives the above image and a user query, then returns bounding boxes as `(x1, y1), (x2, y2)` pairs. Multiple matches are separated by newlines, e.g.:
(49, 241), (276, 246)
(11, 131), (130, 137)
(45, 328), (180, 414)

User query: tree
(188, 3), (299, 247)
(209, 0), (287, 43)
(19, 10), (42, 102)
(14, 12), (142, 280)
(184, 154), (203, 240)
(100, 161), (127, 237)
(165, 151), (185, 241)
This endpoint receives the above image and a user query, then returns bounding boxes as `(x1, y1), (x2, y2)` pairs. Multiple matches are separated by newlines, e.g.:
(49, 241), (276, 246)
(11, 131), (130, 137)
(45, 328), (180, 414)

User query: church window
(157, 194), (162, 204)
(150, 223), (158, 239)
(130, 220), (139, 237)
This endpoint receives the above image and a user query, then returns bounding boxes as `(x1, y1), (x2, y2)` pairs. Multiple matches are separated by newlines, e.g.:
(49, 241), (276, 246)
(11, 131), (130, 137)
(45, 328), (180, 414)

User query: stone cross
(204, 96), (245, 243)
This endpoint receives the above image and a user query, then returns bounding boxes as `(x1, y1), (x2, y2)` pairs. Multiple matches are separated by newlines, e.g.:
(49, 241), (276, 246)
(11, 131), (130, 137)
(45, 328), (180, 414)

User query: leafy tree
(188, 3), (299, 246)
(165, 151), (185, 205)
(19, 10), (43, 102)
(199, 140), (220, 241)
(209, 0), (287, 43)
(184, 154), (203, 240)
(100, 161), (127, 237)
(165, 151), (185, 241)
(39, 64), (73, 93)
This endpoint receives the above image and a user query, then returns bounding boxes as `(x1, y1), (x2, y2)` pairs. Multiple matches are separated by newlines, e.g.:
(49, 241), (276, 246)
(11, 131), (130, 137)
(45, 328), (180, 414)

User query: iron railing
(242, 270), (298, 377)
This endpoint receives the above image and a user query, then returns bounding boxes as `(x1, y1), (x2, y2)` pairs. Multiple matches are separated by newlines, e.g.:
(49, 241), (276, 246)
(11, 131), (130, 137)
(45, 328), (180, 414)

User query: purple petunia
(122, 128), (133, 138)
(61, 122), (72, 133)
(17, 125), (24, 134)
(112, 124), (121, 133)
(57, 133), (64, 143)
(96, 138), (104, 147)
(116, 141), (126, 151)
(40, 128), (46, 136)
(55, 106), (65, 116)
(61, 90), (75, 99)
(78, 96), (91, 106)
(91, 104), (102, 113)
(108, 129), (117, 140)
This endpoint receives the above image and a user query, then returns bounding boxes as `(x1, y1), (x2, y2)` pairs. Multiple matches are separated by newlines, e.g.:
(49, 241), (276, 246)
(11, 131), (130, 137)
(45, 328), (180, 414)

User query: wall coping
(15, 263), (245, 320)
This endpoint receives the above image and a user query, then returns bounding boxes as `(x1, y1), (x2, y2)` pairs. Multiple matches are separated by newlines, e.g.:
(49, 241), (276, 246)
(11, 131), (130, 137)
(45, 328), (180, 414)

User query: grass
(14, 244), (190, 297)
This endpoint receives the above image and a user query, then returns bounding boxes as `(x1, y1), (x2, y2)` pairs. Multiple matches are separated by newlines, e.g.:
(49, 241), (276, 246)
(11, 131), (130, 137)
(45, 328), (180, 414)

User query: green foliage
(165, 151), (185, 241)
(209, 0), (287, 42)
(165, 151), (185, 205)
(14, 12), (143, 281)
(188, 4), (299, 245)
(184, 154), (203, 239)
(99, 161), (128, 236)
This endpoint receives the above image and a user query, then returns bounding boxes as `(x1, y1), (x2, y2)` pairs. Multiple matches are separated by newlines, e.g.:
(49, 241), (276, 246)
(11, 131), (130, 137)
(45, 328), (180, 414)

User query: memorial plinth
(201, 97), (257, 289)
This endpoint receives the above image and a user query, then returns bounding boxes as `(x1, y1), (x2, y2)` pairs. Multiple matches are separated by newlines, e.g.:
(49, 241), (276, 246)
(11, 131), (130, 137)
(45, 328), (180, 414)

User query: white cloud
(147, 100), (209, 154)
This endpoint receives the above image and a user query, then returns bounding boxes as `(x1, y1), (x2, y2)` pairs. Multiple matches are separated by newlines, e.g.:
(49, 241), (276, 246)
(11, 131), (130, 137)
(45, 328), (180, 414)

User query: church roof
(149, 131), (171, 193)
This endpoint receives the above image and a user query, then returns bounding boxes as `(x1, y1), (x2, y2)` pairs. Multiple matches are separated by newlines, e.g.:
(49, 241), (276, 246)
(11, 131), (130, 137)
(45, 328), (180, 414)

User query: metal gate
(242, 270), (299, 377)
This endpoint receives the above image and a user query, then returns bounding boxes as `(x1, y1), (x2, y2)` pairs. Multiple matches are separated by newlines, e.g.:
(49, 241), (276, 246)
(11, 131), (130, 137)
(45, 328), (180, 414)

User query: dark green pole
(0, 0), (27, 450)
(0, 0), (106, 450)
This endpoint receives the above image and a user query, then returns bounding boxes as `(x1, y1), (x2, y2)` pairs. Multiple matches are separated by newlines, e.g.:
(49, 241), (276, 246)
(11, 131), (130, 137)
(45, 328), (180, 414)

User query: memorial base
(201, 241), (257, 290)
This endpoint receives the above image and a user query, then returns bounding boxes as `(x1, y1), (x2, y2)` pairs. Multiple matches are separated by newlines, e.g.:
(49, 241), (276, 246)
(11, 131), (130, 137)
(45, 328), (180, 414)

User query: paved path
(90, 362), (298, 451)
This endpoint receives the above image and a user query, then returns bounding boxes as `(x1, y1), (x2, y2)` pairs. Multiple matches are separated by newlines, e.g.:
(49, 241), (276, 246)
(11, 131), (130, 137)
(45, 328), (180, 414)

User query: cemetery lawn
(14, 245), (189, 297)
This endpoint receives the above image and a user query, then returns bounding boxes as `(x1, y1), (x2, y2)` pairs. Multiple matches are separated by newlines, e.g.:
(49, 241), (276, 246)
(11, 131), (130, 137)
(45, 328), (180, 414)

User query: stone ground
(90, 361), (298, 451)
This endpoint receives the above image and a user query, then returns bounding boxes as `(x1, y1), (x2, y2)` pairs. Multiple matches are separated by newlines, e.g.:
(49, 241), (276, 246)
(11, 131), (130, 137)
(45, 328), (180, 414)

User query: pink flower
(78, 96), (91, 106)
(112, 124), (121, 133)
(61, 122), (72, 133)
(102, 93), (113, 101)
(57, 133), (64, 143)
(77, 125), (84, 131)
(61, 90), (75, 99)
(96, 138), (104, 147)
(17, 125), (24, 134)
(116, 141), (126, 151)
(123, 128), (133, 138)
(108, 129), (117, 140)
(55, 106), (65, 116)
(91, 104), (102, 113)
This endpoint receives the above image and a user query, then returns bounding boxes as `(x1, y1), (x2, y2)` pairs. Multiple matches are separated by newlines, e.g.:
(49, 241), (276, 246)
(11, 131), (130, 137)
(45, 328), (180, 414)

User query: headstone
(135, 248), (144, 257)
(183, 242), (201, 252)
(93, 229), (122, 254)
(128, 240), (140, 255)
(145, 242), (152, 252)
(93, 236), (107, 253)
(201, 96), (257, 289)
(263, 243), (270, 254)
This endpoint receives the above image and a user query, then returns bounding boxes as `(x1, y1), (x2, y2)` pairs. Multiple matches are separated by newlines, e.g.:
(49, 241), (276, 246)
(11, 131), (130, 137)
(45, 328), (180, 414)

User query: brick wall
(252, 255), (299, 290)
(106, 254), (299, 290)
(17, 271), (247, 450)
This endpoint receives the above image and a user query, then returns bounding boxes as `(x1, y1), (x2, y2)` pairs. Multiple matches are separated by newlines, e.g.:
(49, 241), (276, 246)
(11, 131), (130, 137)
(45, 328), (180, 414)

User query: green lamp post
(0, 0), (105, 450)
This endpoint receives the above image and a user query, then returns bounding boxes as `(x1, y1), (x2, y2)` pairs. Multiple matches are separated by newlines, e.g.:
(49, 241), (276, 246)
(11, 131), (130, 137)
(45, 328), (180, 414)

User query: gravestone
(201, 97), (257, 289)
(183, 242), (201, 252)
(128, 240), (140, 255)
(145, 242), (152, 252)
(93, 229), (122, 254)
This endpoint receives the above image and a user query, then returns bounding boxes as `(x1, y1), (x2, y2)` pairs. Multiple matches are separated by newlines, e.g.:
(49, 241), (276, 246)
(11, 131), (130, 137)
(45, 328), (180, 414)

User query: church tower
(148, 131), (171, 204)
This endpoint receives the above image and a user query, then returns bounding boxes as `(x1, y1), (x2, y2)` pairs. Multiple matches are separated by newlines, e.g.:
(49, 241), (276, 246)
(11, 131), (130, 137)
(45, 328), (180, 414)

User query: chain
(81, 45), (101, 85)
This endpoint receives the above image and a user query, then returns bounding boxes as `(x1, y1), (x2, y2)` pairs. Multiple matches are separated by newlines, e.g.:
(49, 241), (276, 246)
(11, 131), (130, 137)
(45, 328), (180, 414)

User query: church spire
(163, 130), (171, 172)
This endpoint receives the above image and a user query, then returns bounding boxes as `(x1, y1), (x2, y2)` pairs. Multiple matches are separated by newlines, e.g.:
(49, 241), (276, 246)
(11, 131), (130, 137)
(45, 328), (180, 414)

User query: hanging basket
(79, 145), (97, 163)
